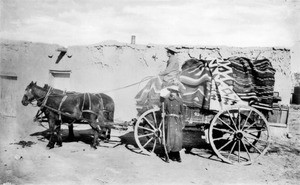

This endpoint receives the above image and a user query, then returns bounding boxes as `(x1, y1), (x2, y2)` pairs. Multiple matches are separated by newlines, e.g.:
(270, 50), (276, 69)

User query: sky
(0, 0), (299, 47)
(0, 0), (300, 72)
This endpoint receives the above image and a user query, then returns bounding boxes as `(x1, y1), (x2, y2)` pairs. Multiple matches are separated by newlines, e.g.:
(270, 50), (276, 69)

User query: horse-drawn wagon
(134, 56), (284, 165)
(21, 54), (286, 165)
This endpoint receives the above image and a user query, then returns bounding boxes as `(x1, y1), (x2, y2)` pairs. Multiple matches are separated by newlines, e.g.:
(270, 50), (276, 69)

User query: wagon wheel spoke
(243, 132), (268, 143)
(226, 110), (239, 131)
(138, 132), (154, 138)
(238, 108), (241, 130)
(244, 138), (263, 154)
(217, 139), (233, 151)
(155, 133), (162, 144)
(142, 136), (154, 148)
(213, 127), (234, 134)
(243, 113), (264, 132)
(151, 139), (157, 153)
(217, 117), (236, 132)
(241, 139), (252, 162)
(138, 126), (155, 132)
(153, 111), (157, 126)
(244, 129), (267, 133)
(143, 117), (156, 130)
(238, 140), (241, 163)
(227, 140), (237, 160)
(243, 121), (259, 132)
(159, 121), (163, 130)
(213, 134), (232, 141)
(241, 110), (253, 130)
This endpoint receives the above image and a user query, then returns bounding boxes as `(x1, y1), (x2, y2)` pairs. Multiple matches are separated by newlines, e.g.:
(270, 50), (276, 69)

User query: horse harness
(37, 87), (105, 122)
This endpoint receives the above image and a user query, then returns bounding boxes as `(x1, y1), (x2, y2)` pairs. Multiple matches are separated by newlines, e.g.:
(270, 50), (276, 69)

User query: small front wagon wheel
(134, 108), (164, 155)
(209, 105), (270, 165)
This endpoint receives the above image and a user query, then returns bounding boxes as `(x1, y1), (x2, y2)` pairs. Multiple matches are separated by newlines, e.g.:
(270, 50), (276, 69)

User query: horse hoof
(46, 145), (54, 149)
(56, 143), (63, 147)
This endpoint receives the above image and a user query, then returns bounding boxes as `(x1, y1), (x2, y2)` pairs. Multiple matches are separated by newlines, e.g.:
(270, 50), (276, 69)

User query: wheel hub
(235, 131), (244, 140)
(153, 129), (161, 138)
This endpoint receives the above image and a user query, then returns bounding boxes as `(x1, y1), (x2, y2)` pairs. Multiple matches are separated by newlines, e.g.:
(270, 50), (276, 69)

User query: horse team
(21, 81), (114, 149)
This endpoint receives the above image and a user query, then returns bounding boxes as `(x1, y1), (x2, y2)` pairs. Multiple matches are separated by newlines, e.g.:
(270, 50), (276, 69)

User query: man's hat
(165, 46), (179, 53)
(167, 85), (180, 92)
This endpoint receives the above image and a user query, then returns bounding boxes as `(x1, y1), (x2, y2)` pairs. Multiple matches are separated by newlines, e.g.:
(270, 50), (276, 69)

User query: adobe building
(0, 39), (292, 143)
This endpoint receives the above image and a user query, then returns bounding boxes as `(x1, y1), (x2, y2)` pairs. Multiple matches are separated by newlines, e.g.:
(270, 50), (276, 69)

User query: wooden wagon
(134, 56), (285, 165)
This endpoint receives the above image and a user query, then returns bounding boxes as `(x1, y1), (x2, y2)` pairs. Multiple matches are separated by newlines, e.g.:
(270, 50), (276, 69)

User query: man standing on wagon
(163, 85), (184, 162)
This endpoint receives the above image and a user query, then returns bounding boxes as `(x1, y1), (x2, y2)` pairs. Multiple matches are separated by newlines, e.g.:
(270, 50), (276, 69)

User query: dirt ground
(0, 107), (299, 185)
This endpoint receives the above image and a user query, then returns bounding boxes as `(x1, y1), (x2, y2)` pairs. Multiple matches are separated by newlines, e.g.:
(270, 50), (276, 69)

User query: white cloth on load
(160, 87), (171, 98)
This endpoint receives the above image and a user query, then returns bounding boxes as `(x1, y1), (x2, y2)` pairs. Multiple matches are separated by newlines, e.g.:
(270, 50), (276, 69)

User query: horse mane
(43, 84), (78, 95)
(28, 81), (47, 91)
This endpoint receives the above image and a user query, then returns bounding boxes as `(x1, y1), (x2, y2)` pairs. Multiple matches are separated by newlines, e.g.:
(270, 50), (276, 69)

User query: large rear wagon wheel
(209, 105), (270, 165)
(134, 108), (164, 155)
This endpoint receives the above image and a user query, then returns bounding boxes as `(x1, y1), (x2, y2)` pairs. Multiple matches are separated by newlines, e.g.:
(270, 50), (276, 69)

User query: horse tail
(98, 93), (115, 122)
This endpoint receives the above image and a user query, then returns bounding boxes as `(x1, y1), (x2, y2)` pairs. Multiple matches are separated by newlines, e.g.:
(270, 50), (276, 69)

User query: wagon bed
(134, 57), (283, 165)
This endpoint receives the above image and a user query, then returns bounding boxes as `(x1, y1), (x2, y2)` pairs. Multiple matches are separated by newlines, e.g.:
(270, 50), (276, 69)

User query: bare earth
(0, 108), (299, 185)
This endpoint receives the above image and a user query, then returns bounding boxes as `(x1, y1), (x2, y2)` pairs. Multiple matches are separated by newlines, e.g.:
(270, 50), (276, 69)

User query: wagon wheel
(209, 105), (270, 165)
(134, 107), (164, 155)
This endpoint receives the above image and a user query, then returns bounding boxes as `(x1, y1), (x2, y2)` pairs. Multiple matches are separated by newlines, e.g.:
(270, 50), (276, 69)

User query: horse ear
(34, 81), (37, 85)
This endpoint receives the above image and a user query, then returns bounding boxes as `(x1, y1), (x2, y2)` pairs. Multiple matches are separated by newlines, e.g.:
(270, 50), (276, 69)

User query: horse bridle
(24, 89), (38, 106)
(24, 87), (51, 107)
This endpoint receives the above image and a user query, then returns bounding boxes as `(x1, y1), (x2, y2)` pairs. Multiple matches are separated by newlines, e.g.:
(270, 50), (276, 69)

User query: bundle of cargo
(135, 56), (278, 115)
(134, 56), (279, 165)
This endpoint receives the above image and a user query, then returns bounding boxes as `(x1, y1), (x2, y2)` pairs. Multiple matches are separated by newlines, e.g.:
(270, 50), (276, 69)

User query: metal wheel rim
(208, 105), (270, 165)
(134, 107), (163, 155)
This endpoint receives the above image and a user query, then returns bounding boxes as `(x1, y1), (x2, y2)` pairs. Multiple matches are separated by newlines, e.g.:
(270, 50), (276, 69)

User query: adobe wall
(0, 39), (292, 139)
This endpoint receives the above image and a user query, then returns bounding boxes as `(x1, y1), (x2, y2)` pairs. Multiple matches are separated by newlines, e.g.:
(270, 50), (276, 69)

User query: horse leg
(46, 118), (56, 149)
(104, 127), (111, 143)
(55, 124), (63, 147)
(67, 124), (75, 141)
(106, 110), (114, 141)
(100, 111), (113, 142)
(89, 114), (101, 149)
(91, 128), (99, 149)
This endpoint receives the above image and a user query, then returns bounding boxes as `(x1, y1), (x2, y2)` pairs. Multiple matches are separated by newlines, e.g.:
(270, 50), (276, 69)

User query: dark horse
(21, 81), (114, 149)
(41, 84), (114, 141)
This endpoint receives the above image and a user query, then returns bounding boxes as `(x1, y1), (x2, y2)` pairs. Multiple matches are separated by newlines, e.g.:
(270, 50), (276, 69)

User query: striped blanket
(180, 59), (212, 109)
(252, 59), (276, 105)
(135, 57), (276, 112)
(135, 77), (163, 114)
(228, 57), (275, 106)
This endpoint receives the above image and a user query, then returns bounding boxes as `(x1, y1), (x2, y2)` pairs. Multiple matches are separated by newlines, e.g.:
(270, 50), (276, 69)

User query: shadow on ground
(267, 141), (300, 156)
(30, 128), (219, 162)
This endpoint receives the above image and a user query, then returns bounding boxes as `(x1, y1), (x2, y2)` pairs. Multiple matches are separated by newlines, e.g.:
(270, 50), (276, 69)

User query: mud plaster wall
(0, 40), (292, 141)
(293, 73), (300, 87)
